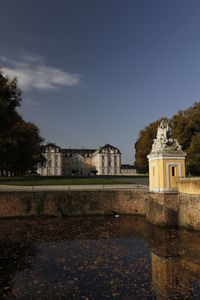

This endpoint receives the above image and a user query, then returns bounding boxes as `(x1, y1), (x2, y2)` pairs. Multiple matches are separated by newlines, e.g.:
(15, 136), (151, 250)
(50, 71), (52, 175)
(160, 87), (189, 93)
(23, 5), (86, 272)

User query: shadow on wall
(63, 153), (97, 176)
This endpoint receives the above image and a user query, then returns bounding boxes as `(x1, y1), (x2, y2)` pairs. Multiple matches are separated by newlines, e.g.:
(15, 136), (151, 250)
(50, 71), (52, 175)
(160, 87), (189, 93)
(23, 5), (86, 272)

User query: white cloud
(0, 52), (82, 91)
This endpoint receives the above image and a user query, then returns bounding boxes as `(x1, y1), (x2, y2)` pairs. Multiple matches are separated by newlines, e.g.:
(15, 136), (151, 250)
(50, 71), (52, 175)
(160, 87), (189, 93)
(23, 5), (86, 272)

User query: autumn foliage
(134, 103), (200, 175)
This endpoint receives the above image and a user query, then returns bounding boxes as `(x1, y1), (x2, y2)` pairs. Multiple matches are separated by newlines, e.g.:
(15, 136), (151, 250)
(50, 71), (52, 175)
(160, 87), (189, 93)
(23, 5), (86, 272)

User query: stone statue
(151, 120), (182, 152)
(156, 120), (169, 140)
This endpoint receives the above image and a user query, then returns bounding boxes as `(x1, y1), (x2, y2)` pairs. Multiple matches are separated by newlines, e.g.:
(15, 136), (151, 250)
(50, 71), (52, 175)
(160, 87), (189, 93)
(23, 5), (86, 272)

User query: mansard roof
(101, 144), (118, 149)
(42, 143), (120, 155)
(99, 144), (120, 153)
(121, 164), (135, 169)
(42, 143), (61, 150)
(44, 142), (60, 147)
(62, 148), (96, 155)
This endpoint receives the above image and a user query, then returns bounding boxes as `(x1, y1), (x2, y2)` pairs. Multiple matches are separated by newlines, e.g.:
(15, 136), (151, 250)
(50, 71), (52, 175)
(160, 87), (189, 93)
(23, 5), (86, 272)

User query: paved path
(0, 184), (148, 192)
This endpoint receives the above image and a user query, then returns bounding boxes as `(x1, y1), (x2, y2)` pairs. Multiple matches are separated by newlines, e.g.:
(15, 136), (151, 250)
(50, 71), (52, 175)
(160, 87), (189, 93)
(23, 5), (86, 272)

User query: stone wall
(147, 178), (200, 229)
(146, 192), (178, 226)
(0, 189), (147, 218)
(2, 179), (200, 231)
(178, 193), (200, 231)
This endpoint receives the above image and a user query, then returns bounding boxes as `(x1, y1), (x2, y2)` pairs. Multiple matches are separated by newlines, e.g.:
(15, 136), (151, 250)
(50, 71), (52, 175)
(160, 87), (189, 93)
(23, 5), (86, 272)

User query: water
(0, 216), (200, 299)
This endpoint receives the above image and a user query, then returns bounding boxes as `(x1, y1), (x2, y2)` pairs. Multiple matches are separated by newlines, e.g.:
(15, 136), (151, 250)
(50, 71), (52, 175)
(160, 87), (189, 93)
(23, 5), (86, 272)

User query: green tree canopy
(0, 71), (45, 176)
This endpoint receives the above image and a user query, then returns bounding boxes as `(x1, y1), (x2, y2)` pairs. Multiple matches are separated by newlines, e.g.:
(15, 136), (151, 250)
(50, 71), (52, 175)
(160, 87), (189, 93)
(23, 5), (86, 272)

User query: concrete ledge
(0, 184), (148, 192)
(178, 177), (200, 194)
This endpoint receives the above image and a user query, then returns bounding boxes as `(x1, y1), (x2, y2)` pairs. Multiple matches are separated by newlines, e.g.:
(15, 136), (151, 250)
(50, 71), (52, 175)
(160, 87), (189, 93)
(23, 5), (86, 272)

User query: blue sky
(1, 0), (200, 163)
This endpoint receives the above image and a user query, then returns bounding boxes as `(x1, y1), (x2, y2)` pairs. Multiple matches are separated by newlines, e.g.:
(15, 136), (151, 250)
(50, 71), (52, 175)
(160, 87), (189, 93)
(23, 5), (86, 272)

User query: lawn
(0, 176), (148, 186)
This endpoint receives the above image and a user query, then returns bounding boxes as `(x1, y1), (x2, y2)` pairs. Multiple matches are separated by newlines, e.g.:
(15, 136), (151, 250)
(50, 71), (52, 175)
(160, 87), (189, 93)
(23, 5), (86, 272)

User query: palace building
(37, 143), (121, 176)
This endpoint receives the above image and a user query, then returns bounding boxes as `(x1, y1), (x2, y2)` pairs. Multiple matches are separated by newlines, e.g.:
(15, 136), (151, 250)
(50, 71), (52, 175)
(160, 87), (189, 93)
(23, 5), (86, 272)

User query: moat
(1, 216), (200, 299)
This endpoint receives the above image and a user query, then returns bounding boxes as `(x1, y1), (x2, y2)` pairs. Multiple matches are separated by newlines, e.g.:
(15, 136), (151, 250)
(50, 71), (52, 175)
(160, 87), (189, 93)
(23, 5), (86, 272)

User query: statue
(151, 120), (182, 152)
(156, 120), (169, 140)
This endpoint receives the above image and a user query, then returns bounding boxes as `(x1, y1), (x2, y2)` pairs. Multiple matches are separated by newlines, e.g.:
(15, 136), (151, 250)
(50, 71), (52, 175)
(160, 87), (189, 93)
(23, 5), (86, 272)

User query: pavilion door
(169, 165), (178, 189)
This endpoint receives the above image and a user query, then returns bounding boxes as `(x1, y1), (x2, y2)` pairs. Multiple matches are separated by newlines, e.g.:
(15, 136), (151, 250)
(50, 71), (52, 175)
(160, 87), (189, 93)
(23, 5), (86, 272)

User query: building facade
(121, 164), (137, 175)
(37, 143), (121, 176)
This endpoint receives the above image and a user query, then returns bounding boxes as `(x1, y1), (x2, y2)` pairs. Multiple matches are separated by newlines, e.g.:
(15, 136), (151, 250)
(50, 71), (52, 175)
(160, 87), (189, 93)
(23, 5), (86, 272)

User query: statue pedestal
(147, 120), (186, 193)
(146, 121), (186, 226)
(148, 150), (186, 193)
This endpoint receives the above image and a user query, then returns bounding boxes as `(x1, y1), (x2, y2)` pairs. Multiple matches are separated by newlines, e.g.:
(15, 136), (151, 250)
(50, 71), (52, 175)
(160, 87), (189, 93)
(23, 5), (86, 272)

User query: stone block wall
(0, 189), (147, 218)
(1, 179), (200, 232)
(178, 193), (200, 231)
(146, 192), (178, 226)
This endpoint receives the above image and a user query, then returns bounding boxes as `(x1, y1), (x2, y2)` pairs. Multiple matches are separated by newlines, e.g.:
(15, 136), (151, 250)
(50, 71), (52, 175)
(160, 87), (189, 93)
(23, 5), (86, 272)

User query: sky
(1, 0), (200, 164)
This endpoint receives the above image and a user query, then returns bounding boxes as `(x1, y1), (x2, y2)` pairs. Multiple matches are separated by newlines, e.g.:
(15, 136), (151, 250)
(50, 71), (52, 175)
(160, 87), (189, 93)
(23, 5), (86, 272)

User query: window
(172, 166), (176, 177)
(55, 155), (58, 167)
(49, 160), (51, 167)
(152, 167), (155, 176)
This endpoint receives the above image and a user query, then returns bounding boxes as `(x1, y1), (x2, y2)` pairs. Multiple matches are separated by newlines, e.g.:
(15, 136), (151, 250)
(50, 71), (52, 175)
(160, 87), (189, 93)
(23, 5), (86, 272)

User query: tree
(171, 102), (200, 174)
(134, 118), (167, 173)
(9, 119), (45, 175)
(0, 71), (45, 176)
(187, 135), (200, 175)
(134, 102), (200, 175)
(0, 71), (21, 175)
(171, 103), (200, 151)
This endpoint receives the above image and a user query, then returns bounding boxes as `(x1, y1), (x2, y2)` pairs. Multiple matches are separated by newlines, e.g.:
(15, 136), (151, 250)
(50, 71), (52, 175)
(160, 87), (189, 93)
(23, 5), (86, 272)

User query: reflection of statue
(151, 120), (182, 152)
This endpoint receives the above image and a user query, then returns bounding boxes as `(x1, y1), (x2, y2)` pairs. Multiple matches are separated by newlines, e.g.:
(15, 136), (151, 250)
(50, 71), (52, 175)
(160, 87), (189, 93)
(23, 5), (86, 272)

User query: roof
(62, 149), (97, 155)
(42, 143), (61, 150)
(121, 164), (135, 169)
(44, 142), (60, 147)
(101, 144), (118, 150)
(43, 143), (120, 155)
(99, 144), (120, 153)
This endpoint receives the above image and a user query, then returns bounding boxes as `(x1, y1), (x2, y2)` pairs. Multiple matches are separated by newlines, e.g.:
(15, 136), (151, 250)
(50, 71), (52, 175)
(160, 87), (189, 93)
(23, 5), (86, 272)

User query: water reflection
(0, 216), (200, 299)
